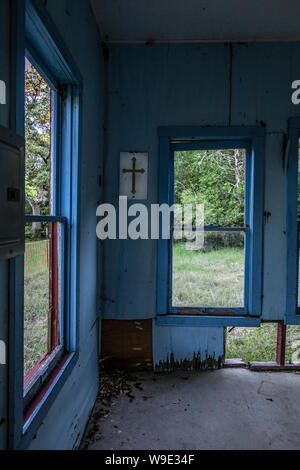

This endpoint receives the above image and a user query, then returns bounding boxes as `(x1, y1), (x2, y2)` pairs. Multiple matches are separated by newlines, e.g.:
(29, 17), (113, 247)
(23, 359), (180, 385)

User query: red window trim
(24, 352), (71, 425)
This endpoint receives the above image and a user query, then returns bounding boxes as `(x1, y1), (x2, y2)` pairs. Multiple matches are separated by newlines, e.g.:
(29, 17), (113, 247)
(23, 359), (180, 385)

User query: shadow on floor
(80, 368), (300, 450)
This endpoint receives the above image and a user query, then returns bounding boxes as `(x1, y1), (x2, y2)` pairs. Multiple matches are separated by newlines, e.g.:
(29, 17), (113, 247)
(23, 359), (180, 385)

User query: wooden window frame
(286, 117), (300, 325)
(8, 0), (82, 449)
(156, 127), (265, 328)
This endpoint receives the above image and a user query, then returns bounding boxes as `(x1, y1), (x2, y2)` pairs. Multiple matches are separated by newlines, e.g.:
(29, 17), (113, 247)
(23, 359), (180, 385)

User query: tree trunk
(26, 196), (42, 238)
(234, 149), (242, 187)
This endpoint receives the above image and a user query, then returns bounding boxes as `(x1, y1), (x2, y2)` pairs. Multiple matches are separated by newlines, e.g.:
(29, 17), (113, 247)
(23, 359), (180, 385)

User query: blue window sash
(156, 127), (264, 326)
(24, 215), (66, 350)
(286, 118), (300, 325)
(9, 0), (82, 450)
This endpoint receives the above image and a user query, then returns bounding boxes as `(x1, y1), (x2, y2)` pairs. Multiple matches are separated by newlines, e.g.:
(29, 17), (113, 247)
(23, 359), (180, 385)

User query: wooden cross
(122, 157), (145, 195)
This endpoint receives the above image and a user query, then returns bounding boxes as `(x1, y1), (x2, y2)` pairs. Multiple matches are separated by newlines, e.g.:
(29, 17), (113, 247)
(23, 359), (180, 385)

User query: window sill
(172, 307), (245, 315)
(156, 314), (261, 327)
(19, 351), (78, 449)
(24, 345), (65, 408)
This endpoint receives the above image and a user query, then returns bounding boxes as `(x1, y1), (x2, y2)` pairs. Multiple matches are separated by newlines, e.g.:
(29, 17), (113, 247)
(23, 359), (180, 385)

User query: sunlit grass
(172, 243), (300, 362)
(172, 243), (244, 307)
(226, 324), (300, 362)
(24, 270), (49, 376)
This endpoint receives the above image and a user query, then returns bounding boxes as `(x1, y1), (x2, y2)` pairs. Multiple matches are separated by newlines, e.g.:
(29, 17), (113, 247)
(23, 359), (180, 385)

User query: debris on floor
(80, 363), (144, 449)
(80, 369), (300, 451)
(98, 369), (143, 405)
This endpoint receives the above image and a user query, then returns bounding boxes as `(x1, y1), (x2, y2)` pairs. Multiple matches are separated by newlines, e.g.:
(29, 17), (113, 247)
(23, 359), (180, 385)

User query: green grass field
(226, 324), (300, 362)
(173, 243), (300, 362)
(24, 240), (49, 377)
(173, 243), (244, 307)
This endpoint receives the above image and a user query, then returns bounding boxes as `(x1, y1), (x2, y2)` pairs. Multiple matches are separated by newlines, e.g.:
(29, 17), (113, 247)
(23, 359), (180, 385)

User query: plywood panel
(101, 320), (153, 370)
(101, 321), (225, 372)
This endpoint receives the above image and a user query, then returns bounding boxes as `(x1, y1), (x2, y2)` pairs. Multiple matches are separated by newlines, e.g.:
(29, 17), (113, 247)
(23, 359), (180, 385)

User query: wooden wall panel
(101, 320), (153, 370)
(104, 42), (300, 322)
(153, 325), (224, 372)
(102, 43), (230, 320)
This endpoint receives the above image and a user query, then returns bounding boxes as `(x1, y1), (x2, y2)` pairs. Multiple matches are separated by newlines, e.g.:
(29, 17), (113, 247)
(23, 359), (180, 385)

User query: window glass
(172, 148), (246, 308)
(24, 58), (61, 380)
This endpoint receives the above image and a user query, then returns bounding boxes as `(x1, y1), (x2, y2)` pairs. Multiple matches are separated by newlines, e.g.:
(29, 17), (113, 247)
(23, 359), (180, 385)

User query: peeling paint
(154, 352), (224, 373)
(153, 324), (225, 373)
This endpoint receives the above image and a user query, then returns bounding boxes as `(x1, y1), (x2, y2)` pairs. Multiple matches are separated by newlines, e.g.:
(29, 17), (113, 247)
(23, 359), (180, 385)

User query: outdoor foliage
(23, 63), (299, 368)
(24, 270), (48, 376)
(174, 149), (245, 227)
(173, 243), (244, 307)
(226, 324), (300, 362)
(25, 58), (51, 238)
(24, 59), (51, 376)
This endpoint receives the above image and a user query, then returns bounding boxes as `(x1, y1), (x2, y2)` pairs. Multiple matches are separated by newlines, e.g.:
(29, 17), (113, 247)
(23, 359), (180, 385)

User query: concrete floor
(81, 369), (300, 450)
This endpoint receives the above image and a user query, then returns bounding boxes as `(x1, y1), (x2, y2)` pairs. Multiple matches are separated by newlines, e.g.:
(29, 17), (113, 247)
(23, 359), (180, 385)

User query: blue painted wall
(103, 42), (300, 322)
(1, 2), (300, 450)
(0, 0), (105, 449)
(27, 0), (105, 450)
(153, 324), (224, 371)
(102, 44), (230, 320)
(0, 0), (104, 450)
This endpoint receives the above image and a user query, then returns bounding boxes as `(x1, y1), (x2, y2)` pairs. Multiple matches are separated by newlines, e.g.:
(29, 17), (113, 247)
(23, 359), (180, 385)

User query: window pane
(25, 57), (52, 217)
(24, 221), (62, 378)
(172, 148), (246, 308)
(24, 225), (49, 376)
(172, 231), (245, 308)
(226, 324), (278, 362)
(286, 325), (300, 362)
(174, 149), (246, 227)
(24, 58), (61, 381)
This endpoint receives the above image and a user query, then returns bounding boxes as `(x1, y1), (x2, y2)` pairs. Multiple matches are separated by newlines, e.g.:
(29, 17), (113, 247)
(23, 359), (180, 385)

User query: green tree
(25, 59), (51, 238)
(174, 149), (245, 228)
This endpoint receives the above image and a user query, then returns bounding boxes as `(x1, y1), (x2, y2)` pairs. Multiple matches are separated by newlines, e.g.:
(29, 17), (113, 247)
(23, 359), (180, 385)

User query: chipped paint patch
(154, 352), (224, 373)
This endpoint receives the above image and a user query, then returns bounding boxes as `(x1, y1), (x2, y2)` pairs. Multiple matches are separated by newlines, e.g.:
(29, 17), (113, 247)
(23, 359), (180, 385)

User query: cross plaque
(120, 152), (148, 199)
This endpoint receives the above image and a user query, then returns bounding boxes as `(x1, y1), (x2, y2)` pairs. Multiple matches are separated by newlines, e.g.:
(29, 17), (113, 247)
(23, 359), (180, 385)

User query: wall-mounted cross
(122, 157), (145, 195)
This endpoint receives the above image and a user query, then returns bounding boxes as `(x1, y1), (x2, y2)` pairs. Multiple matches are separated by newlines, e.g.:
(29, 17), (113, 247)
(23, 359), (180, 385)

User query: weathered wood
(153, 324), (225, 371)
(249, 362), (300, 371)
(276, 322), (287, 366)
(224, 358), (247, 368)
(101, 320), (153, 370)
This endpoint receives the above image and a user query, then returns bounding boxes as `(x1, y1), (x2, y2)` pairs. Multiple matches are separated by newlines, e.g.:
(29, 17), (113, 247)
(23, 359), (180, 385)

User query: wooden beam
(276, 321), (287, 366)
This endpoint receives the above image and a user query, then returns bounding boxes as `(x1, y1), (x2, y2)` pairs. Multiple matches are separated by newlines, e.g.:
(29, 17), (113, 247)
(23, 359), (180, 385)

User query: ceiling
(91, 0), (300, 43)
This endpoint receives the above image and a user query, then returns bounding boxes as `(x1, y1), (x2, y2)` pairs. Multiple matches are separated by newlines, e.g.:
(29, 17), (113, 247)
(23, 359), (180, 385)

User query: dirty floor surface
(80, 368), (300, 450)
